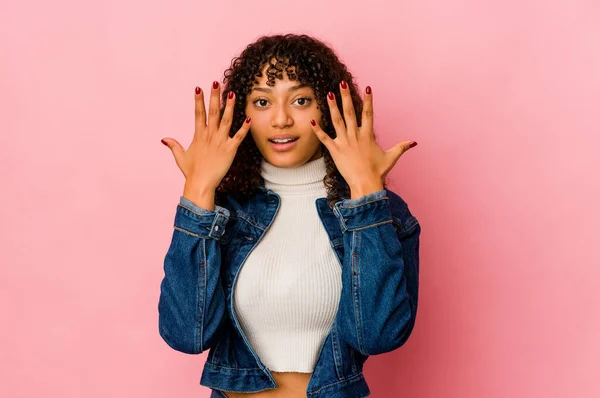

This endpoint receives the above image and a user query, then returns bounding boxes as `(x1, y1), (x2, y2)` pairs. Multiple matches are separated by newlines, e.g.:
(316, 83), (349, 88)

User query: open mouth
(268, 137), (299, 151)
(268, 138), (299, 143)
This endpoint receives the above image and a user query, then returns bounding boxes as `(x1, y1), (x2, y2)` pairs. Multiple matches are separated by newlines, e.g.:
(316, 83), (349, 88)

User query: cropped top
(232, 155), (342, 372)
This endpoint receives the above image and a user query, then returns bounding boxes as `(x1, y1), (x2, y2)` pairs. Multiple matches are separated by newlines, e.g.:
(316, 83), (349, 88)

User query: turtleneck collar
(260, 155), (328, 196)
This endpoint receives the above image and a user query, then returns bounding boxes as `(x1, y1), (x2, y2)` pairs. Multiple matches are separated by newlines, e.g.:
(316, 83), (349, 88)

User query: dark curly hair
(216, 33), (389, 209)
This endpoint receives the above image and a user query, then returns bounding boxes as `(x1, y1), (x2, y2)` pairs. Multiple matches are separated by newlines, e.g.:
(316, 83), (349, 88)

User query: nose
(271, 103), (293, 129)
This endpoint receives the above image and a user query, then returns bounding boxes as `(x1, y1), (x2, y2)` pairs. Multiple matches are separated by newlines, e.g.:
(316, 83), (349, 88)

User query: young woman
(158, 33), (421, 398)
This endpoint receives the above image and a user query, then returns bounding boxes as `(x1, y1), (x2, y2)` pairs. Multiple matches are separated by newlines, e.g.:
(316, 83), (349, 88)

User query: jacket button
(214, 225), (219, 231)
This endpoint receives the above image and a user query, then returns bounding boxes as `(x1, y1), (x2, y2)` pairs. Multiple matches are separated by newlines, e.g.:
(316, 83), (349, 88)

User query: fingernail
(213, 81), (219, 89)
(327, 92), (334, 100)
(341, 80), (347, 89)
(366, 86), (371, 94)
(310, 119), (316, 126)
(161, 139), (168, 146)
(409, 141), (418, 148)
(228, 91), (234, 99)
(245, 116), (251, 123)
(195, 86), (201, 95)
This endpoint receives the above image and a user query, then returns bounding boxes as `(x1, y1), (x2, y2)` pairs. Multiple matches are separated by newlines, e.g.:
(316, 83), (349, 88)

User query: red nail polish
(245, 116), (251, 123)
(366, 86), (371, 94)
(328, 92), (334, 100)
(195, 86), (201, 95)
(161, 139), (168, 146)
(409, 141), (418, 148)
(228, 91), (234, 99)
(310, 119), (316, 126)
(341, 81), (347, 89)
(213, 81), (219, 89)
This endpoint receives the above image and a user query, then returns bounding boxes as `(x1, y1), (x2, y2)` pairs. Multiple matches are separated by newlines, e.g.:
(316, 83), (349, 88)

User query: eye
(293, 97), (313, 106)
(253, 98), (269, 108)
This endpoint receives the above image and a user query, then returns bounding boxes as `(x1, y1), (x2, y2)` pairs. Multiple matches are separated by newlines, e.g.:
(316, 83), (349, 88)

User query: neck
(260, 156), (328, 196)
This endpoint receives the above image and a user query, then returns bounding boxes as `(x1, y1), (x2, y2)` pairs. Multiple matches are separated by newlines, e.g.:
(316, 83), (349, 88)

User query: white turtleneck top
(233, 155), (342, 373)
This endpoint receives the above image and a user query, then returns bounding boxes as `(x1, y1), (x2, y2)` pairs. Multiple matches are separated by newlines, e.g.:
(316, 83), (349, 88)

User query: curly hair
(216, 33), (389, 209)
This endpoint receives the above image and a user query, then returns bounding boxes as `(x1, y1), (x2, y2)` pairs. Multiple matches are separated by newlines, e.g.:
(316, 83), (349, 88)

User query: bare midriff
(222, 371), (312, 398)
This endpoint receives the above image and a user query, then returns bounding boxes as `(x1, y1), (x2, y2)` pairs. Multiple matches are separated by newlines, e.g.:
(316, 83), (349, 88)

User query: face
(245, 62), (324, 168)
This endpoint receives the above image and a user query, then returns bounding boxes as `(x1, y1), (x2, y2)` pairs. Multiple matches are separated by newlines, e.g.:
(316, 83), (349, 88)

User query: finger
(194, 86), (207, 137)
(161, 137), (185, 162)
(310, 119), (334, 150)
(339, 80), (358, 138)
(207, 81), (221, 135)
(326, 91), (347, 142)
(387, 140), (417, 161)
(230, 116), (252, 148)
(219, 91), (235, 137)
(361, 86), (374, 137)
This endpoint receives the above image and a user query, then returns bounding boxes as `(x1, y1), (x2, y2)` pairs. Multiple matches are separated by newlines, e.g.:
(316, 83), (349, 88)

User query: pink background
(1, 1), (598, 397)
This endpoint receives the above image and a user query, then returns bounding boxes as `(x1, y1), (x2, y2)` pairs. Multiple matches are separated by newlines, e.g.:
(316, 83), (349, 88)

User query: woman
(158, 33), (421, 398)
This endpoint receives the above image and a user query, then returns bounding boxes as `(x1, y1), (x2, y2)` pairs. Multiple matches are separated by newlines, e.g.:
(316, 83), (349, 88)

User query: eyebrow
(250, 84), (310, 94)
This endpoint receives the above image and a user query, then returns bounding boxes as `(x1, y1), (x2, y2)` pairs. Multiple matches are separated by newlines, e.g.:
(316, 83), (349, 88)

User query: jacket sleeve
(332, 189), (420, 356)
(157, 196), (230, 354)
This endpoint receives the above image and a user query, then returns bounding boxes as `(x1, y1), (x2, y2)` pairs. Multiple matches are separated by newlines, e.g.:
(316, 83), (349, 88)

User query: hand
(310, 82), (417, 198)
(161, 81), (252, 192)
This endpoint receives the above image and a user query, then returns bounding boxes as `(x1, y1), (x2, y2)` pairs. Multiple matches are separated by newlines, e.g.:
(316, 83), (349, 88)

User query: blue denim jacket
(158, 184), (421, 397)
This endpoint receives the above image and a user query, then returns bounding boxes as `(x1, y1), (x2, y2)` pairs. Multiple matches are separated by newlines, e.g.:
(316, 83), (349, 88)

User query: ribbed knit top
(233, 155), (342, 373)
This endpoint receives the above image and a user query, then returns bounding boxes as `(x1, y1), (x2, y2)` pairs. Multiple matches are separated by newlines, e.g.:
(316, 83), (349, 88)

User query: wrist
(349, 181), (384, 200)
(182, 183), (216, 211)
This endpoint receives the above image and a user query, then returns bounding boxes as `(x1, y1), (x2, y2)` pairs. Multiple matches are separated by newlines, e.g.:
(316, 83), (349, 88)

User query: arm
(157, 197), (230, 354)
(333, 189), (421, 356)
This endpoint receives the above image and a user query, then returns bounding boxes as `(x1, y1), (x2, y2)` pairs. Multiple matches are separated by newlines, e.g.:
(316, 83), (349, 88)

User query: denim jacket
(158, 184), (421, 397)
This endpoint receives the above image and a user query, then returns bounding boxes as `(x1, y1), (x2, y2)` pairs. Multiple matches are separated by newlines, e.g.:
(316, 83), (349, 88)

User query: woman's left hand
(310, 81), (417, 199)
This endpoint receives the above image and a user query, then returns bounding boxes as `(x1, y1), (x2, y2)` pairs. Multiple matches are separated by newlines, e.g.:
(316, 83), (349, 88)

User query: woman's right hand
(161, 81), (251, 195)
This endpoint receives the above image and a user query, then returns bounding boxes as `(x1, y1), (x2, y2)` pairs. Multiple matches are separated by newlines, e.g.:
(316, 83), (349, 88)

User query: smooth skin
(246, 61), (324, 168)
(161, 65), (417, 398)
(310, 82), (417, 199)
(161, 81), (252, 211)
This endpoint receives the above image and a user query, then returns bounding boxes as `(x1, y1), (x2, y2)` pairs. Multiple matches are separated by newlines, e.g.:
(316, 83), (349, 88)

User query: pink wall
(1, 0), (598, 397)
